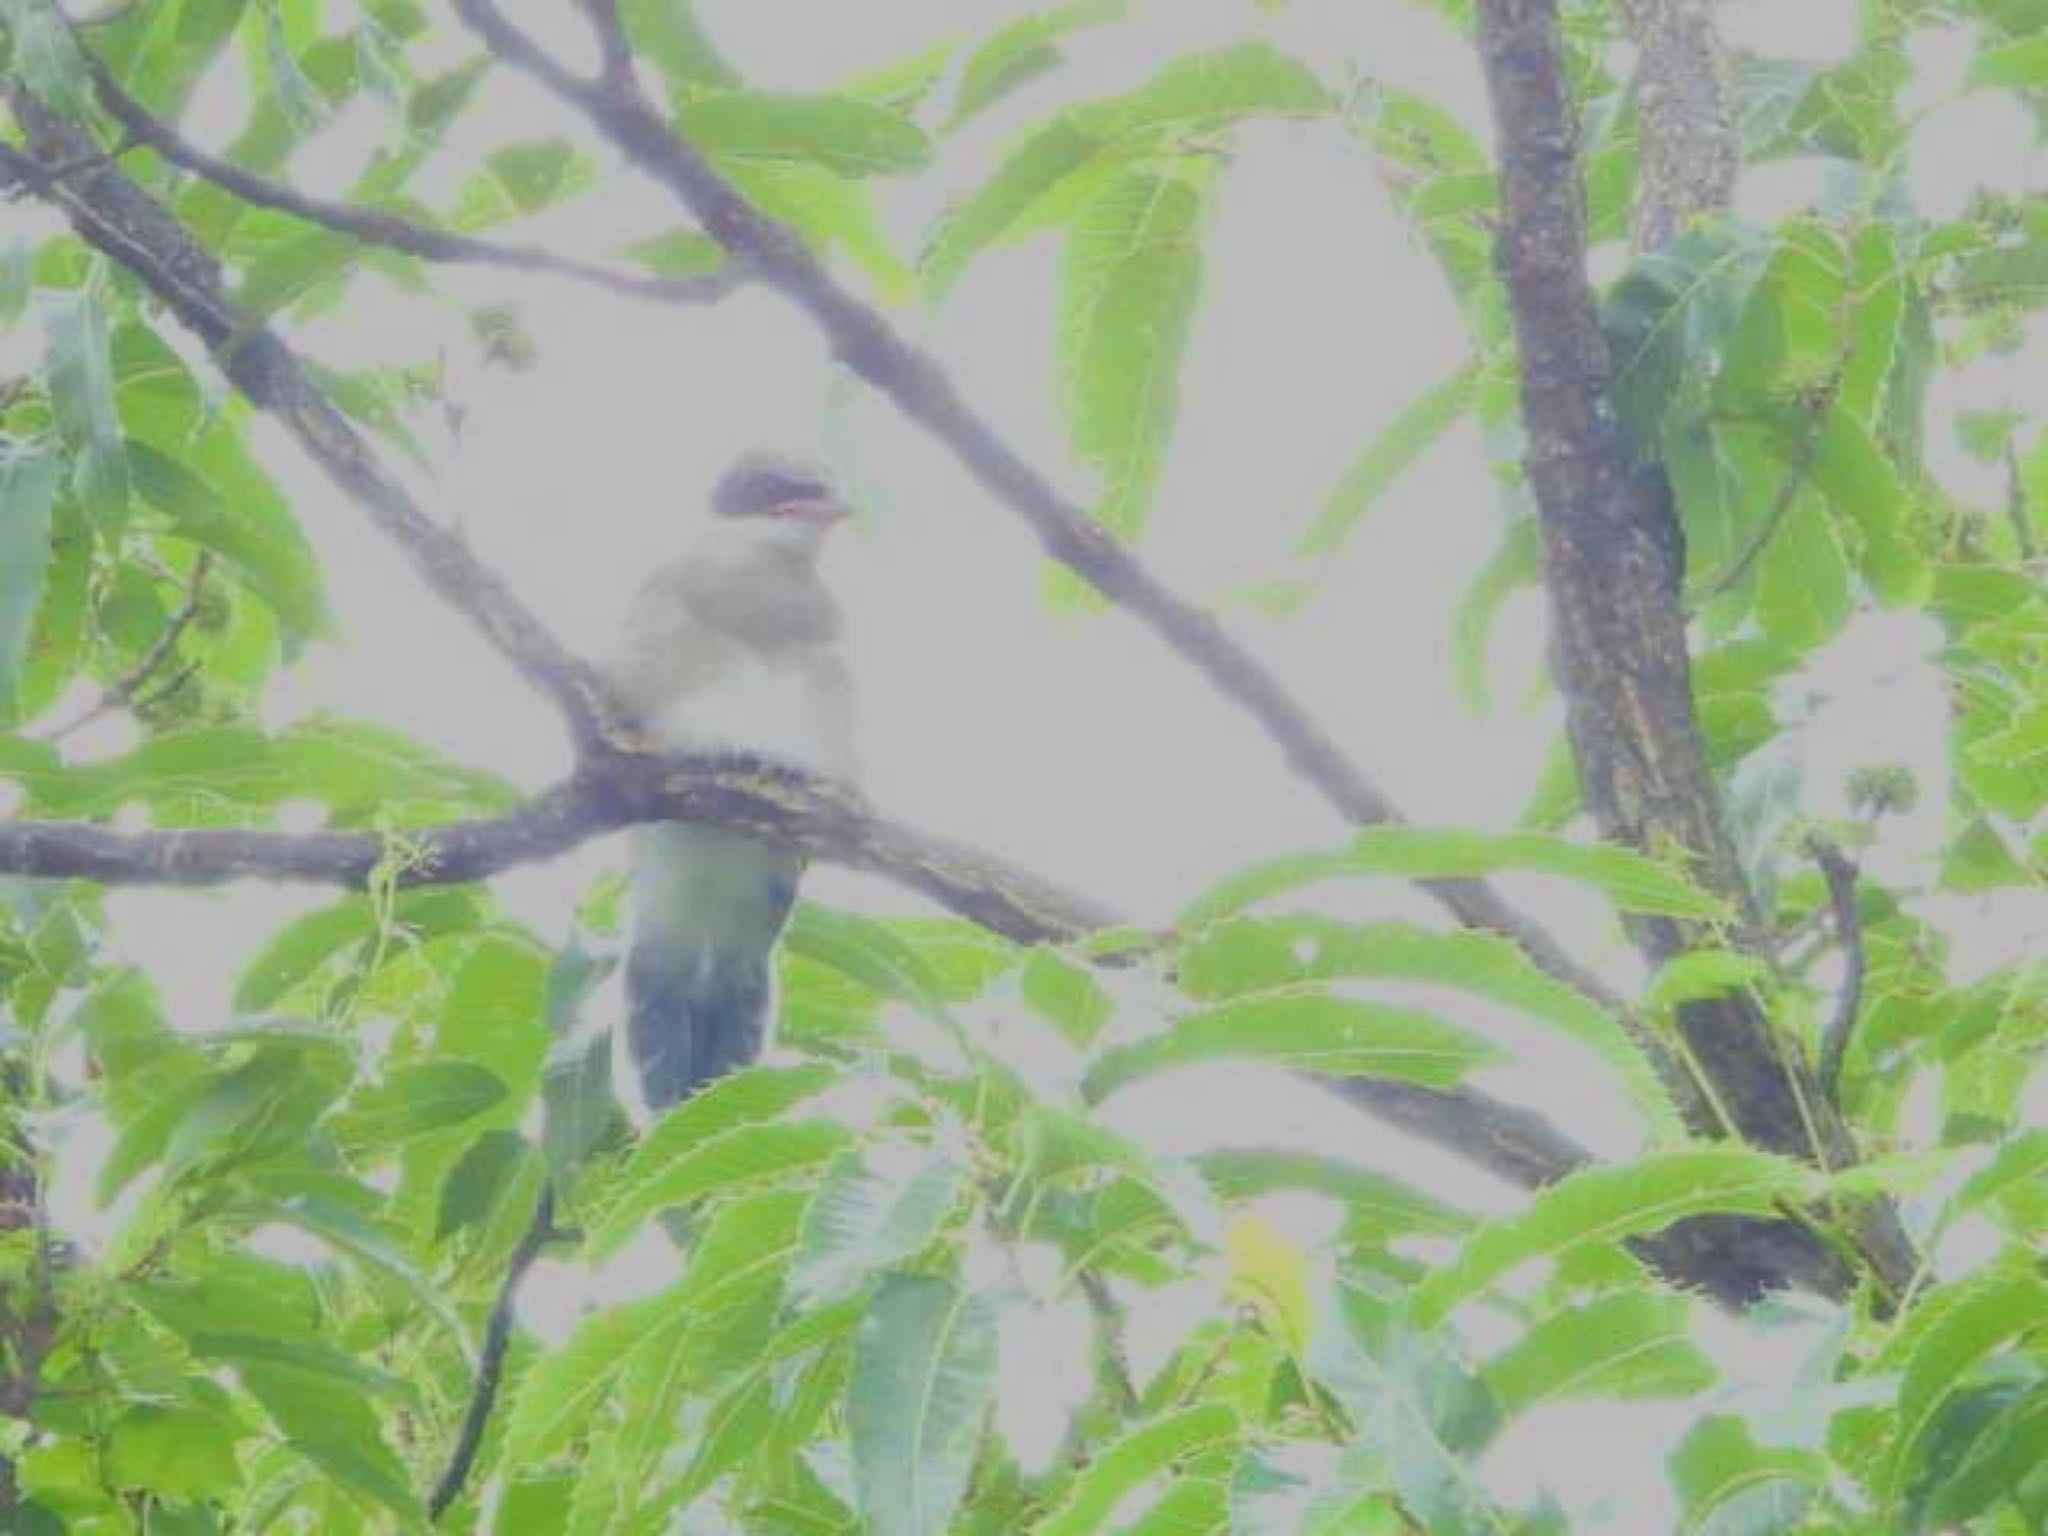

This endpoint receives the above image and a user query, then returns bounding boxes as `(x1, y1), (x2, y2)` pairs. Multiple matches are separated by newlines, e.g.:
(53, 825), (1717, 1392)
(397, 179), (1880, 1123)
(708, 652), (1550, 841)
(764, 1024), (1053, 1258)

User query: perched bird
(606, 451), (856, 1111)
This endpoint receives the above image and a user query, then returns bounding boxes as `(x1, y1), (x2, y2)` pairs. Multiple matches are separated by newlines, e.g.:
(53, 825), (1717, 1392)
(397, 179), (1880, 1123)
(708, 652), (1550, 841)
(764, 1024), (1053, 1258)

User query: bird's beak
(780, 495), (852, 529)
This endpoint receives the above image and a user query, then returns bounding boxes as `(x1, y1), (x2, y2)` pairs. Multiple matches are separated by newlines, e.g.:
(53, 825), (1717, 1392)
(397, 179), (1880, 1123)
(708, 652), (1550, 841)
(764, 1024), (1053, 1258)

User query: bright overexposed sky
(21, 0), (2048, 1524)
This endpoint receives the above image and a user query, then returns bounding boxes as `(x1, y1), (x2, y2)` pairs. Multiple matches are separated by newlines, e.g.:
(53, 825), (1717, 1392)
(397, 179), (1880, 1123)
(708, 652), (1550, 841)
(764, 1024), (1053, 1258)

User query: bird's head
(709, 451), (851, 560)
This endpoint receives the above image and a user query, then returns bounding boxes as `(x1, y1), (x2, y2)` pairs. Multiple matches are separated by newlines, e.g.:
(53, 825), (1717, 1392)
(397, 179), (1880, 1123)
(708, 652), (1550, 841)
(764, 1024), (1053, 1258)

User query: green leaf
(789, 1147), (963, 1305)
(237, 1361), (421, 1518)
(922, 116), (1115, 299)
(1484, 1290), (1713, 1416)
(45, 285), (131, 527)
(1752, 483), (1852, 649)
(1084, 993), (1498, 1101)
(589, 1065), (843, 1249)
(1718, 222), (1846, 408)
(785, 907), (954, 1018)
(680, 91), (934, 177)
(1969, 34), (2048, 89)
(1089, 39), (1330, 136)
(1196, 1147), (1465, 1237)
(1180, 916), (1681, 1136)
(1413, 1150), (1815, 1325)
(1603, 221), (1771, 451)
(1034, 1403), (1238, 1535)
(1806, 410), (1929, 606)
(1452, 515), (1541, 711)
(1059, 168), (1209, 554)
(455, 140), (596, 226)
(948, 1), (1126, 128)
(1019, 948), (1113, 1048)
(1310, 1294), (1504, 1532)
(0, 449), (59, 723)
(128, 438), (328, 639)
(848, 1272), (1002, 1536)
(1184, 826), (1731, 930)
(1887, 1272), (2048, 1507)
(620, 0), (738, 96)
(1, 0), (94, 117)
(336, 1061), (508, 1148)
(1671, 1416), (1824, 1536)
(1299, 361), (1478, 556)
(105, 1405), (242, 1502)
(436, 1128), (530, 1241)
(503, 1288), (676, 1463)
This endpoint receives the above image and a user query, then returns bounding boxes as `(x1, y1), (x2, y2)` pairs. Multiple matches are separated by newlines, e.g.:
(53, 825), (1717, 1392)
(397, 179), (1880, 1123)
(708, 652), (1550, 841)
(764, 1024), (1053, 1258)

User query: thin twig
(86, 62), (751, 308)
(36, 553), (213, 744)
(581, 0), (634, 90)
(1811, 836), (1865, 1096)
(428, 1186), (556, 1521)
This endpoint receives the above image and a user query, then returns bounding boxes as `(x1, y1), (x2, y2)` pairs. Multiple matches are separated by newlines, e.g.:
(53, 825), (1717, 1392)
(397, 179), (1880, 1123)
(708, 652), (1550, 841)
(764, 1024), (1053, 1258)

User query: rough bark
(1473, 0), (1913, 1296)
(1621, 0), (1740, 251)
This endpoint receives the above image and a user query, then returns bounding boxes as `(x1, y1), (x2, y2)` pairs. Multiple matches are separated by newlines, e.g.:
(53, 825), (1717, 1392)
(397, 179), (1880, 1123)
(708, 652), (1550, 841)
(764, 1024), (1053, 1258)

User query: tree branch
(85, 61), (752, 309)
(1811, 837), (1866, 1097)
(1473, 0), (1913, 1293)
(0, 98), (632, 757)
(428, 1186), (556, 1522)
(1619, 0), (1738, 252)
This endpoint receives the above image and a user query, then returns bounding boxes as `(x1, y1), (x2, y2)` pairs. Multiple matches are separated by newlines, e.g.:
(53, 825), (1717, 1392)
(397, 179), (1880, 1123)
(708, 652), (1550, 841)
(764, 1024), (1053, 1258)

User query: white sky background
(36, 0), (2048, 1525)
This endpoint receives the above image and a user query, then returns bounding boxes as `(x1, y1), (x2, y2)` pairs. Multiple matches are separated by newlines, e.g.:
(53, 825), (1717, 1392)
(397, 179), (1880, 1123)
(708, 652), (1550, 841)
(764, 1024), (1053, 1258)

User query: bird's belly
(649, 656), (850, 780)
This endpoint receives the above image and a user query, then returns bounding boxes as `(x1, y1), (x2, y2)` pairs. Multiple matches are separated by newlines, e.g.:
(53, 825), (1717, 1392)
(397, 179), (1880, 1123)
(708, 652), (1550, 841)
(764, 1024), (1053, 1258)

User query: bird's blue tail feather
(626, 937), (777, 1110)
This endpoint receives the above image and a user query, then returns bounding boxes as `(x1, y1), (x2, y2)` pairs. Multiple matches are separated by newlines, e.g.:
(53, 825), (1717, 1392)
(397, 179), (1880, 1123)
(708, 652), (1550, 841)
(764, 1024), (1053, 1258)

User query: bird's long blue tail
(625, 826), (801, 1110)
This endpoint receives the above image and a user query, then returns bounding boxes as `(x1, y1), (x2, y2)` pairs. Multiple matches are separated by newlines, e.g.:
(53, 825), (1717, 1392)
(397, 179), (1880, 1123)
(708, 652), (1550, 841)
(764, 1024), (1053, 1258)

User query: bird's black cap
(711, 451), (839, 520)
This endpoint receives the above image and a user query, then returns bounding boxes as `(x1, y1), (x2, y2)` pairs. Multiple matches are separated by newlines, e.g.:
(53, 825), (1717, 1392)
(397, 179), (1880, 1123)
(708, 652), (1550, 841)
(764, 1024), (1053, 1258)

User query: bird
(605, 450), (857, 1112)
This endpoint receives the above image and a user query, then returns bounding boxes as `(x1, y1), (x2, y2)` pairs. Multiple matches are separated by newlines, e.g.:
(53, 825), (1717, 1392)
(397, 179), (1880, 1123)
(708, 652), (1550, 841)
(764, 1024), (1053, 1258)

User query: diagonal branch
(85, 61), (754, 309)
(449, 0), (1681, 1076)
(0, 95), (632, 757)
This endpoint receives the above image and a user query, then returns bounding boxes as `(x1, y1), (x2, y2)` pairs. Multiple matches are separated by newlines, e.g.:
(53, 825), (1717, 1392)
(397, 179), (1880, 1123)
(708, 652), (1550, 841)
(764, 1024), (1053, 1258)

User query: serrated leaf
(1033, 1403), (1238, 1535)
(1181, 916), (1681, 1136)
(502, 1288), (676, 1463)
(0, 449), (59, 723)
(338, 1061), (508, 1147)
(1452, 515), (1541, 711)
(1, 0), (94, 117)
(1604, 221), (1771, 451)
(1671, 1416), (1824, 1536)
(436, 1128), (530, 1241)
(1184, 826), (1731, 930)
(44, 286), (130, 528)
(790, 1148), (963, 1305)
(1196, 1147), (1464, 1237)
(1300, 361), (1478, 556)
(1887, 1272), (2048, 1508)
(923, 116), (1113, 299)
(849, 1272), (1002, 1536)
(236, 1361), (421, 1518)
(128, 438), (328, 639)
(681, 91), (933, 177)
(1484, 1290), (1713, 1415)
(1060, 168), (1208, 553)
(1088, 39), (1330, 136)
(1753, 484), (1852, 649)
(1807, 410), (1929, 605)
(590, 1065), (841, 1247)
(1413, 1150), (1815, 1325)
(948, 1), (1126, 128)
(620, 0), (738, 95)
(1084, 993), (1498, 1101)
